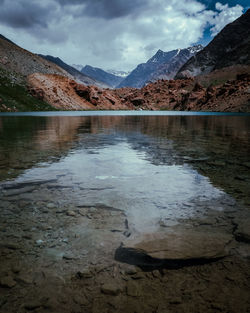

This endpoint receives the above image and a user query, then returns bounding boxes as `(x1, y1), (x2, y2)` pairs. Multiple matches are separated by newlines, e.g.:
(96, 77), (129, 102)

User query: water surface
(1, 112), (250, 313)
(1, 112), (250, 231)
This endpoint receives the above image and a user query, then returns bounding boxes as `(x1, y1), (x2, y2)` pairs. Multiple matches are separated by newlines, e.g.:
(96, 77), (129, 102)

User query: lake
(0, 111), (250, 313)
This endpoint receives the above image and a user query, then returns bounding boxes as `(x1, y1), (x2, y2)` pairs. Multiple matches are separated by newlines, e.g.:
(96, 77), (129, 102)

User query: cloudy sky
(0, 0), (248, 71)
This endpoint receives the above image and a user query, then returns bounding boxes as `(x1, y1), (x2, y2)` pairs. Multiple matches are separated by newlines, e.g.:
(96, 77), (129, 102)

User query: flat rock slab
(121, 230), (232, 261)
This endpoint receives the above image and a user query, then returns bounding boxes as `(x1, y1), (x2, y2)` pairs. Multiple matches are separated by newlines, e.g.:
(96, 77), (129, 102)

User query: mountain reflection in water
(0, 114), (249, 226)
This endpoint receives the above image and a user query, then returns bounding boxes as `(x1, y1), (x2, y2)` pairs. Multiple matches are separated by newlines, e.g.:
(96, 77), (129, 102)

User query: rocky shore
(26, 70), (250, 112)
(0, 179), (250, 313)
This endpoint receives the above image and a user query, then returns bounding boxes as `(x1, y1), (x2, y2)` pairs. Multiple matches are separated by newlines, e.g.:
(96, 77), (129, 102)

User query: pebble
(66, 210), (76, 217)
(131, 272), (145, 280)
(0, 242), (20, 250)
(73, 294), (89, 305)
(76, 270), (92, 279)
(63, 253), (75, 260)
(11, 263), (21, 273)
(17, 273), (33, 285)
(0, 276), (16, 288)
(36, 239), (44, 245)
(47, 203), (56, 209)
(101, 283), (121, 296)
(125, 268), (138, 275)
(127, 281), (141, 297)
(169, 297), (182, 304)
(152, 270), (161, 278)
(23, 301), (41, 310)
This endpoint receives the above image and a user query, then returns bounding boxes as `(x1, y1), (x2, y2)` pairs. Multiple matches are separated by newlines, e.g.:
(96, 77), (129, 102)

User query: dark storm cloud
(57, 0), (148, 19)
(0, 0), (55, 29)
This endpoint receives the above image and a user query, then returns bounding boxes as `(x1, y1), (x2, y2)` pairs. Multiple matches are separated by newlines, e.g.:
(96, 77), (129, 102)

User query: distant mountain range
(0, 9), (249, 112)
(81, 65), (124, 88)
(117, 45), (203, 88)
(39, 55), (108, 88)
(106, 69), (131, 78)
(175, 9), (250, 79)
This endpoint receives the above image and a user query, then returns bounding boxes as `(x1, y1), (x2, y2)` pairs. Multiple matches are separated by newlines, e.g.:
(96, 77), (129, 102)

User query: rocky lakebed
(0, 113), (250, 313)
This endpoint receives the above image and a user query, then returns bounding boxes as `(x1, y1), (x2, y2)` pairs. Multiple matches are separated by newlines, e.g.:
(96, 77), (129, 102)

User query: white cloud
(0, 0), (245, 71)
(210, 2), (243, 36)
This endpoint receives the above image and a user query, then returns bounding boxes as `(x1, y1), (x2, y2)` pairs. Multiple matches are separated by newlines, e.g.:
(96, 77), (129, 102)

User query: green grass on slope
(0, 69), (57, 112)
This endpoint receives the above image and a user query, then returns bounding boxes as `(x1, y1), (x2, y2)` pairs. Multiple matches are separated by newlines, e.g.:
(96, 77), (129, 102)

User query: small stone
(169, 297), (182, 304)
(131, 272), (145, 280)
(0, 276), (16, 288)
(152, 270), (161, 278)
(101, 283), (121, 296)
(63, 253), (75, 260)
(76, 270), (92, 279)
(36, 239), (44, 245)
(46, 203), (55, 209)
(73, 294), (89, 306)
(24, 301), (41, 310)
(11, 263), (21, 273)
(17, 273), (33, 285)
(1, 242), (20, 250)
(125, 268), (137, 275)
(127, 281), (141, 297)
(22, 234), (33, 240)
(234, 219), (250, 243)
(66, 210), (76, 217)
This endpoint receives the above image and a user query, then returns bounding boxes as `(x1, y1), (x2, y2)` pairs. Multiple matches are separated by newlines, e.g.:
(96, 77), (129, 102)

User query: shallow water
(1, 112), (249, 208)
(0, 112), (250, 313)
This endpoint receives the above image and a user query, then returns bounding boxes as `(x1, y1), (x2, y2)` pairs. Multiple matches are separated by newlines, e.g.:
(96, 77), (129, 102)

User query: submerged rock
(116, 230), (232, 269)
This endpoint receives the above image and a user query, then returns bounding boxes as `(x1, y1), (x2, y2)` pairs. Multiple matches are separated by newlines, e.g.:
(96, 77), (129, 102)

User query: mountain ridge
(39, 55), (108, 88)
(175, 9), (250, 79)
(81, 65), (124, 88)
(117, 45), (203, 88)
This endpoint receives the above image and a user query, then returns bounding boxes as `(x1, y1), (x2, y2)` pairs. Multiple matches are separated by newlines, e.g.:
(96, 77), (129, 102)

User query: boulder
(131, 97), (145, 106)
(115, 230), (232, 268)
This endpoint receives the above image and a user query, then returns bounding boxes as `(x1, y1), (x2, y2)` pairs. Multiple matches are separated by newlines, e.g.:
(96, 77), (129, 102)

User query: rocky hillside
(39, 55), (108, 88)
(27, 70), (250, 112)
(0, 35), (70, 79)
(81, 65), (123, 88)
(0, 67), (56, 112)
(176, 9), (250, 79)
(117, 45), (202, 88)
(27, 73), (130, 110)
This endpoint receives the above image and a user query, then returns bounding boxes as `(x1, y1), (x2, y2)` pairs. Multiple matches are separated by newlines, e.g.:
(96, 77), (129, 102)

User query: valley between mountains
(0, 9), (249, 112)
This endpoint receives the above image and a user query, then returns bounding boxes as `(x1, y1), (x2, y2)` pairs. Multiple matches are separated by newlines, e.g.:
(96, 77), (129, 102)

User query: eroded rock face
(116, 230), (233, 268)
(26, 70), (250, 112)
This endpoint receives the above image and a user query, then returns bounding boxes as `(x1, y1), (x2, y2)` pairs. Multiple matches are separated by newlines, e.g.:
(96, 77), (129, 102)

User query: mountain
(71, 64), (84, 72)
(39, 55), (108, 88)
(0, 34), (15, 45)
(149, 46), (203, 82)
(0, 34), (71, 111)
(117, 45), (203, 88)
(175, 9), (250, 79)
(106, 69), (131, 78)
(0, 34), (69, 79)
(81, 65), (124, 88)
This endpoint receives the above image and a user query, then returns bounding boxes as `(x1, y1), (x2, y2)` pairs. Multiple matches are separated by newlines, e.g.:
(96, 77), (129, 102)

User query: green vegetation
(0, 68), (56, 112)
